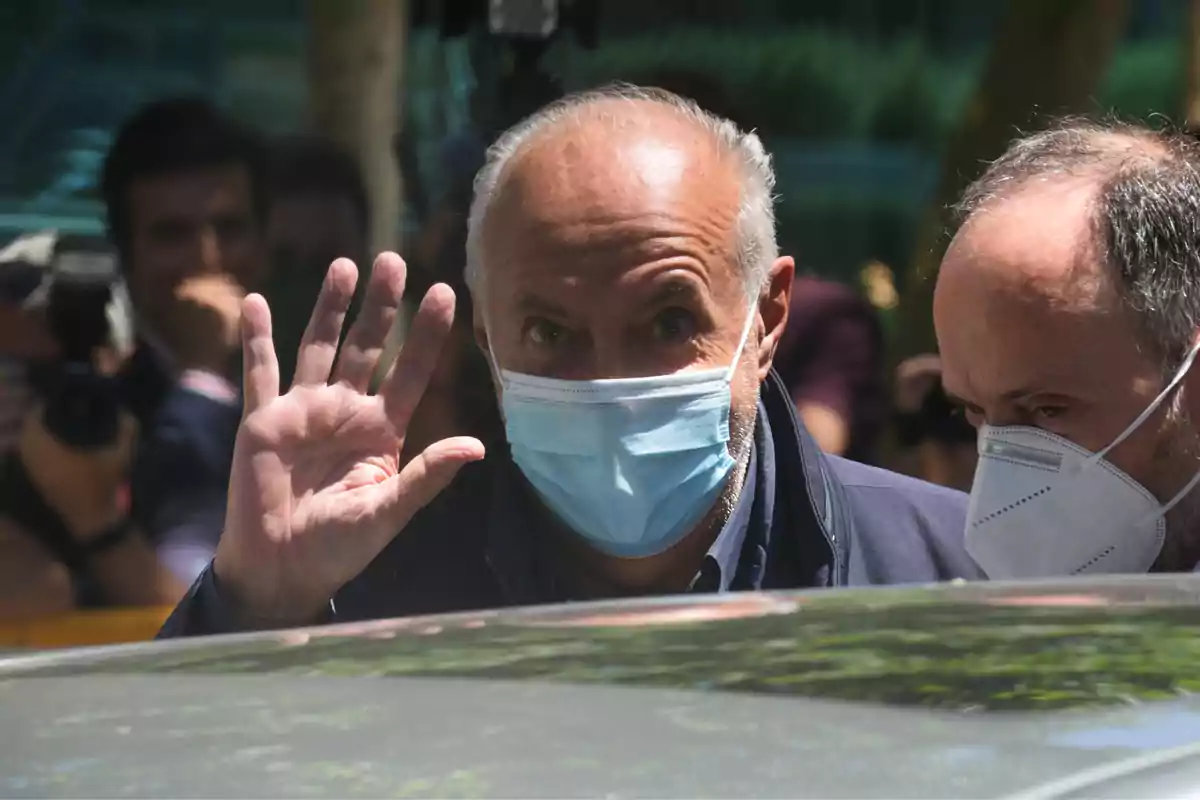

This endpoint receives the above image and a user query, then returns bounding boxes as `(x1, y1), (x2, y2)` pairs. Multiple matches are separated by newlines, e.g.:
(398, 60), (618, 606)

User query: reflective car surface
(5, 576), (1200, 798)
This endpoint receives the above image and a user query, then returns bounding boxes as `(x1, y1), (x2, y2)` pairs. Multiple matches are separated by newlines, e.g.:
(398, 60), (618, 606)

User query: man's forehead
(935, 177), (1149, 402)
(493, 105), (736, 214)
(942, 177), (1111, 308)
(479, 102), (743, 292)
(130, 165), (253, 214)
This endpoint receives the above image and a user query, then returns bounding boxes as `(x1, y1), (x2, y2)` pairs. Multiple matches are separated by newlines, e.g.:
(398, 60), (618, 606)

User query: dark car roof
(6, 576), (1200, 797)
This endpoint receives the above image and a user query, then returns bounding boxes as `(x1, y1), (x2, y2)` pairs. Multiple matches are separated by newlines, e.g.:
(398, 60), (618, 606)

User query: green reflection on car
(22, 589), (1200, 713)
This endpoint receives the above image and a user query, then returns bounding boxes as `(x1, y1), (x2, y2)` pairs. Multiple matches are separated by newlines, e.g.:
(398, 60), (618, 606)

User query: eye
(524, 318), (568, 348)
(651, 307), (698, 343)
(1033, 405), (1067, 422)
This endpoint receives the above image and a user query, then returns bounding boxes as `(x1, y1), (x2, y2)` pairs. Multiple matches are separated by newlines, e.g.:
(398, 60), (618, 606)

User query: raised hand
(212, 253), (486, 627)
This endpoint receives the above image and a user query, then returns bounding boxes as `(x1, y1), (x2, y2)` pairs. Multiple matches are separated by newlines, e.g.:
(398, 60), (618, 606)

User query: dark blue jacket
(159, 370), (982, 637)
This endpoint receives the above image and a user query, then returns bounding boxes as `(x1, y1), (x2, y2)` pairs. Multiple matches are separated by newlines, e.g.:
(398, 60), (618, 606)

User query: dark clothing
(773, 276), (887, 464)
(119, 343), (174, 430)
(124, 343), (241, 583)
(0, 343), (238, 606)
(160, 370), (981, 638)
(129, 378), (240, 581)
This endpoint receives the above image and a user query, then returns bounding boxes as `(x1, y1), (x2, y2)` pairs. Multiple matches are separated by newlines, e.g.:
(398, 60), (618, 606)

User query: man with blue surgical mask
(159, 86), (979, 637)
(935, 118), (1200, 579)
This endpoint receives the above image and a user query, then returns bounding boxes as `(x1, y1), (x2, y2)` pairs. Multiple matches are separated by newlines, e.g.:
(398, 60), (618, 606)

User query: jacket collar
(757, 367), (851, 586)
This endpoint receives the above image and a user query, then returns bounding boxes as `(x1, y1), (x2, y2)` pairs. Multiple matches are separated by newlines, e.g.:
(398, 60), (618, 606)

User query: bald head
(934, 118), (1200, 526)
(465, 86), (777, 299)
(482, 98), (743, 280)
(945, 120), (1200, 366)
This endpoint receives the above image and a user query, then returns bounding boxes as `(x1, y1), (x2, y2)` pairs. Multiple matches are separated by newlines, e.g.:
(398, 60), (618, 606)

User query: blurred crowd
(0, 81), (976, 621)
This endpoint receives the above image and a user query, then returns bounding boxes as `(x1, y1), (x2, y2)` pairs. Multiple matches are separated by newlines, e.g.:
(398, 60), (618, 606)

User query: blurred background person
(773, 274), (887, 463)
(102, 96), (268, 586)
(263, 135), (371, 389)
(0, 230), (184, 618)
(0, 232), (87, 619)
(891, 354), (977, 492)
(0, 96), (271, 617)
(0, 231), (59, 453)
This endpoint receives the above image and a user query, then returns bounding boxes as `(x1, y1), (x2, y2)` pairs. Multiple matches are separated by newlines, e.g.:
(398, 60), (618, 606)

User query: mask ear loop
(1162, 466), (1200, 516)
(723, 302), (761, 383)
(1090, 339), (1200, 466)
(479, 306), (509, 392)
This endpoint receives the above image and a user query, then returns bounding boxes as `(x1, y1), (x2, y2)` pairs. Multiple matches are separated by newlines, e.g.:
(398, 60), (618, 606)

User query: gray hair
(463, 83), (778, 299)
(953, 117), (1200, 368)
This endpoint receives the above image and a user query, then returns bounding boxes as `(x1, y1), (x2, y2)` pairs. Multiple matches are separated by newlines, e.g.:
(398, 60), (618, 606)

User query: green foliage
(567, 29), (980, 147)
(774, 190), (922, 282)
(1097, 36), (1185, 125)
(570, 30), (1189, 141)
(566, 29), (1190, 281)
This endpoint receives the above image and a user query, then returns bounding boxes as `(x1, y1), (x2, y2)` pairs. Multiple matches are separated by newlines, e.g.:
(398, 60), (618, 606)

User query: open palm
(212, 253), (485, 626)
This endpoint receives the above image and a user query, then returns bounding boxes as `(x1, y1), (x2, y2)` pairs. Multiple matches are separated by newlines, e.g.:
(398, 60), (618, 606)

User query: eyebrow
(945, 386), (1063, 408)
(515, 294), (569, 318)
(513, 277), (708, 318)
(644, 278), (705, 308)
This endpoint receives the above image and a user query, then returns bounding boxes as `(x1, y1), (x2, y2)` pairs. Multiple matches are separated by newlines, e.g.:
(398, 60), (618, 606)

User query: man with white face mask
(159, 86), (978, 637)
(935, 118), (1200, 579)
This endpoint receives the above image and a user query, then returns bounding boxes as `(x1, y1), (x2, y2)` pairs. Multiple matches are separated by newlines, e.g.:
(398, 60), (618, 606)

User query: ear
(755, 256), (794, 384)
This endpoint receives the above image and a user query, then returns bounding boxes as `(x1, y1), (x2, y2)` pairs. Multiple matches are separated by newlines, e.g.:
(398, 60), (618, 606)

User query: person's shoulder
(827, 454), (967, 535)
(825, 455), (984, 583)
(828, 455), (965, 509)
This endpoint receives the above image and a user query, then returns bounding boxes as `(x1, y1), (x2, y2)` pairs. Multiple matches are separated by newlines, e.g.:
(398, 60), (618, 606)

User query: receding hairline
(465, 83), (780, 299)
(954, 124), (1182, 226)
(951, 118), (1200, 368)
(483, 95), (743, 205)
(950, 128), (1174, 294)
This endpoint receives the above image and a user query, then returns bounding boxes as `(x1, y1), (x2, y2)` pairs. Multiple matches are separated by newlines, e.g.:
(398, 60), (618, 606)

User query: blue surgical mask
(490, 308), (758, 558)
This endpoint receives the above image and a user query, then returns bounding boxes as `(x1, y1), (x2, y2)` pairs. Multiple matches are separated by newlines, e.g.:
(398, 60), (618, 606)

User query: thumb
(373, 436), (486, 535)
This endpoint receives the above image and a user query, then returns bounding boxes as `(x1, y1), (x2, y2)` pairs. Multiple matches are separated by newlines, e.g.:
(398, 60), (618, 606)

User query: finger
(333, 252), (407, 392)
(379, 283), (456, 432)
(292, 259), (358, 388)
(372, 436), (486, 540)
(241, 293), (278, 414)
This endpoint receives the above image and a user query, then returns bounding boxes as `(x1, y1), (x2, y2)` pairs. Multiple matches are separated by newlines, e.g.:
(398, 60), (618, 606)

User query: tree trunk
(307, 0), (409, 378)
(1186, 0), (1200, 129)
(896, 0), (1130, 359)
(307, 0), (407, 258)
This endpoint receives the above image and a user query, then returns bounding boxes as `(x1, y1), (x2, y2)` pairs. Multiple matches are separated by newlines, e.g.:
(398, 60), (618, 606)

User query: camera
(2, 231), (134, 450)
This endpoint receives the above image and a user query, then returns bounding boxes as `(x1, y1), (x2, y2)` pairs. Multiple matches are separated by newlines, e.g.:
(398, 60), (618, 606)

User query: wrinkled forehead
(478, 104), (745, 302)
